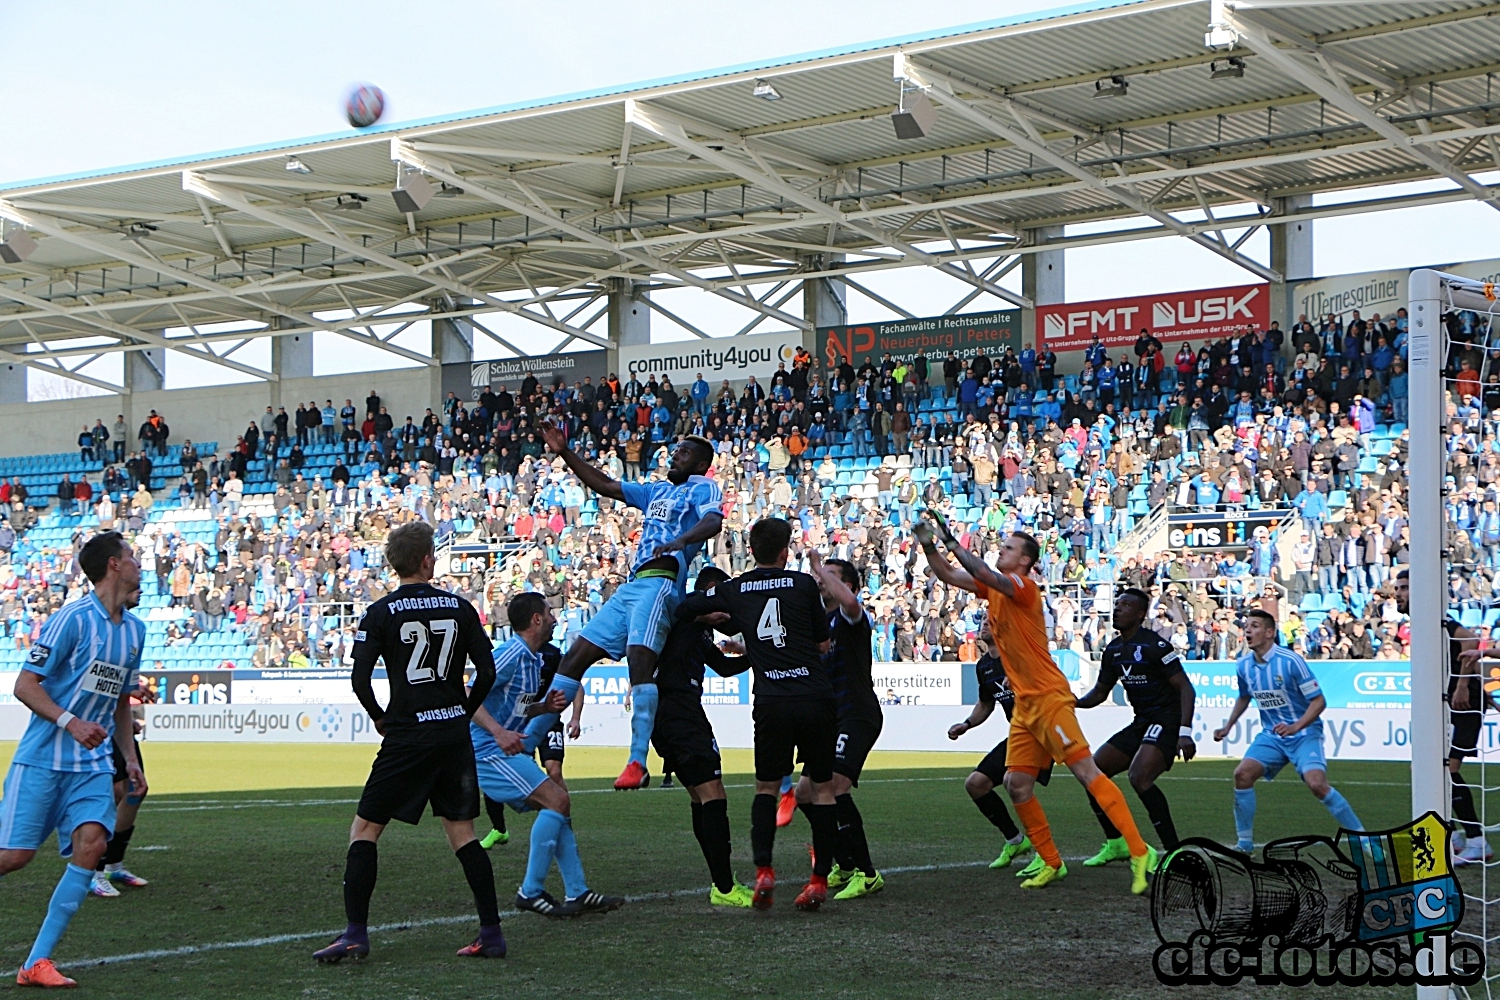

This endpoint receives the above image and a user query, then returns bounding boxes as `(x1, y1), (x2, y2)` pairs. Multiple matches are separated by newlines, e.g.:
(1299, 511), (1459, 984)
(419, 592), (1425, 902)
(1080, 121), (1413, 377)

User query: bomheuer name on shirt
(389, 596), (460, 612)
(415, 704), (466, 723)
(740, 578), (794, 592)
(764, 666), (810, 680)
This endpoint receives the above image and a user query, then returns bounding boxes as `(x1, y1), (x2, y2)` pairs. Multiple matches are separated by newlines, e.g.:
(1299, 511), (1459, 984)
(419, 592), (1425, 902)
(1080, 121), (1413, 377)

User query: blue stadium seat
(1462, 607), (1484, 630)
(1299, 593), (1323, 612)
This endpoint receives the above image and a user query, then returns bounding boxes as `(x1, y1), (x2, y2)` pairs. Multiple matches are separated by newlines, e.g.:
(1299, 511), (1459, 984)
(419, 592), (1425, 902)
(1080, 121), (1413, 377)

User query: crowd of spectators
(1, 299), (1490, 672)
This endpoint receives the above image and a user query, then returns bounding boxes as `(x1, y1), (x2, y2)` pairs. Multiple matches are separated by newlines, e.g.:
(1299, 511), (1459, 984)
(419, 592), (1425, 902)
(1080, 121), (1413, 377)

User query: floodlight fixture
(1093, 75), (1128, 99)
(0, 231), (37, 264)
(752, 79), (782, 101)
(891, 88), (937, 140)
(391, 172), (433, 214)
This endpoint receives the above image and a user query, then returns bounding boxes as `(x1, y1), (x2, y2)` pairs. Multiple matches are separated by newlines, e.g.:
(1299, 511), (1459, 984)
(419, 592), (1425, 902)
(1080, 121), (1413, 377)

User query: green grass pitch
(0, 744), (1421, 999)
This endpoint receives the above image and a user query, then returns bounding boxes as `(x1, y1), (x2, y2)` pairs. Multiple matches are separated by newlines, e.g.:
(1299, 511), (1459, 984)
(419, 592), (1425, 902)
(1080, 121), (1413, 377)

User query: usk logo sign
(1151, 812), (1482, 987)
(1037, 283), (1269, 351)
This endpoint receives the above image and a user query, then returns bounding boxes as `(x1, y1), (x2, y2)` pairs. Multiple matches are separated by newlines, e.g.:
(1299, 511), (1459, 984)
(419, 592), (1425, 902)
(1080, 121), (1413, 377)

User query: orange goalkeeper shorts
(1005, 691), (1092, 774)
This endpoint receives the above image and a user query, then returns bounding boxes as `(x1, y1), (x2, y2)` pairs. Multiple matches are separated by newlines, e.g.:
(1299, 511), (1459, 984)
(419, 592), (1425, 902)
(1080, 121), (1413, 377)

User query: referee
(1396, 569), (1493, 864)
(314, 521), (503, 963)
(676, 517), (839, 911)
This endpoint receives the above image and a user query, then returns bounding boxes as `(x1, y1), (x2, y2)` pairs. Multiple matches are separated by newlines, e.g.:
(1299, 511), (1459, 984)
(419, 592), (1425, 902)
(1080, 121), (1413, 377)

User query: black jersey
(1096, 628), (1184, 718)
(540, 642), (561, 691)
(677, 567), (831, 701)
(826, 607), (879, 723)
(974, 652), (1016, 721)
(351, 582), (496, 746)
(655, 618), (746, 699)
(1446, 618), (1483, 702)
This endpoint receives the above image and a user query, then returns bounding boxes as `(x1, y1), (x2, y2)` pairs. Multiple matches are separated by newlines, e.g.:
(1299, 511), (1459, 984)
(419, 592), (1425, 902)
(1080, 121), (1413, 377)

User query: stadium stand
(0, 304), (1478, 674)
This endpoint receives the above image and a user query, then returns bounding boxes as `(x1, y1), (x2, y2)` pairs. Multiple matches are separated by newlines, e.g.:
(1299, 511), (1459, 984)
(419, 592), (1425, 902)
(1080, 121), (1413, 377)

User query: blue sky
(3, 1), (1497, 392)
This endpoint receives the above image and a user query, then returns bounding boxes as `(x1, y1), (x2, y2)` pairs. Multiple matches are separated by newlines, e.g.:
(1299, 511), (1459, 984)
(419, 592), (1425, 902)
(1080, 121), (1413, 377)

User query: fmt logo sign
(1037, 283), (1269, 351)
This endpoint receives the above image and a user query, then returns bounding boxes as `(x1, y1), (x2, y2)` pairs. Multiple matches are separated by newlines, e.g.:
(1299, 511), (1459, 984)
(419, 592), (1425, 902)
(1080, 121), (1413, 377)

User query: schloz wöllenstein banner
(1036, 283), (1270, 351)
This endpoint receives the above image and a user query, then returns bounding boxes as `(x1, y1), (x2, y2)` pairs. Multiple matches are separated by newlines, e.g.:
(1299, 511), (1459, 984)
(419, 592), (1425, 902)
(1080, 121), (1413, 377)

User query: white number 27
(757, 598), (787, 648)
(401, 619), (458, 684)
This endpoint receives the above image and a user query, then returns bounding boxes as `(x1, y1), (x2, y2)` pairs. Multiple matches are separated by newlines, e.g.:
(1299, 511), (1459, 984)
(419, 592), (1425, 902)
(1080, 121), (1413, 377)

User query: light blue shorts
(0, 763), (116, 858)
(578, 574), (680, 659)
(1244, 728), (1327, 780)
(476, 752), (549, 813)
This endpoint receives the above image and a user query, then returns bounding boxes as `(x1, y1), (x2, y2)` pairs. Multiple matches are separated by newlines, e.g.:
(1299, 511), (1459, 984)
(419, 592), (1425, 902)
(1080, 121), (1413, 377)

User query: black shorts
(1451, 679), (1483, 759)
(110, 737), (143, 781)
(1104, 714), (1183, 769)
(974, 739), (1052, 786)
(537, 721), (565, 765)
(652, 695), (722, 789)
(357, 739), (480, 826)
(754, 698), (838, 784)
(832, 712), (883, 786)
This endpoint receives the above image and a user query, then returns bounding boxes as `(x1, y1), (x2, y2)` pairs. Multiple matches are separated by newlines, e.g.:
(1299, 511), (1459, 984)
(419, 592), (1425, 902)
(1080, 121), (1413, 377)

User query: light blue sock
(25, 863), (92, 968)
(520, 809), (566, 898)
(1233, 788), (1256, 850)
(779, 774), (794, 796)
(1321, 788), (1363, 831)
(628, 683), (658, 767)
(554, 817), (589, 899)
(522, 676), (581, 753)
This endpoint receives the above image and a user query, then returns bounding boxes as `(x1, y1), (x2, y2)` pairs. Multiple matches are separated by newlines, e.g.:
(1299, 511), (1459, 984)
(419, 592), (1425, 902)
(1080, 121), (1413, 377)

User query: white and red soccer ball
(345, 85), (386, 129)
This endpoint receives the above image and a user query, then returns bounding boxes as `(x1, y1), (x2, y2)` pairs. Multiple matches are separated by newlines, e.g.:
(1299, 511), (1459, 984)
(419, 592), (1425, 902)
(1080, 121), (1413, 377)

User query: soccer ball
(345, 85), (385, 129)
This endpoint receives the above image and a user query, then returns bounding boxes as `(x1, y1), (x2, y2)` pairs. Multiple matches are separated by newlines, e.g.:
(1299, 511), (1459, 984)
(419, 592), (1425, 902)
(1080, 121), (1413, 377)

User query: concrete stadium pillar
(430, 304), (474, 407)
(0, 362), (25, 405)
(606, 277), (650, 382)
(1022, 226), (1065, 356)
(125, 347), (165, 393)
(801, 253), (846, 360)
(1270, 194), (1314, 330)
(270, 328), (314, 411)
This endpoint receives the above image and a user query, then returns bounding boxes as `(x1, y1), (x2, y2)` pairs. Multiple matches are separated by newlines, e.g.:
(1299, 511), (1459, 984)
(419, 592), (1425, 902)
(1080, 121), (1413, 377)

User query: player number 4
(401, 619), (458, 684)
(757, 598), (787, 648)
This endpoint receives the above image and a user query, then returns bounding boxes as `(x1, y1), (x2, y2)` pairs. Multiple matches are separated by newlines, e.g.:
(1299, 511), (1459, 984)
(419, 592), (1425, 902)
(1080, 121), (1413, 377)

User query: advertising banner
(142, 703), (384, 743)
(1165, 509), (1289, 550)
(818, 310), (1020, 369)
(619, 330), (801, 383)
(869, 662), (964, 705)
(1292, 268), (1408, 324)
(441, 352), (610, 402)
(1037, 283), (1270, 351)
(141, 670), (231, 705)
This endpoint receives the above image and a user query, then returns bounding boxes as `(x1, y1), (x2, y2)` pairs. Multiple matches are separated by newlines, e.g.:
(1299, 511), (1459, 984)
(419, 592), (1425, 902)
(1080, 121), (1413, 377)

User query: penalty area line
(37, 859), (994, 973)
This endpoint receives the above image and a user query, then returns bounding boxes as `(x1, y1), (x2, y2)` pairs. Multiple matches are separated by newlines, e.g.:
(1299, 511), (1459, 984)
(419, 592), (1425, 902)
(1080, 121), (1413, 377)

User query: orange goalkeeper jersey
(975, 573), (1071, 699)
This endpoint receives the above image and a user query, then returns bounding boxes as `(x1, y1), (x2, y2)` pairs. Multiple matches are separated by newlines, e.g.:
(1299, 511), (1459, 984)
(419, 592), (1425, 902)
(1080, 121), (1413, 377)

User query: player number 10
(757, 598), (787, 648)
(401, 619), (458, 684)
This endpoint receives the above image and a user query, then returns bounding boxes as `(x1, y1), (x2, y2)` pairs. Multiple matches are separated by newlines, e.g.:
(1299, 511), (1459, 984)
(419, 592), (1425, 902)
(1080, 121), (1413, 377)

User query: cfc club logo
(1151, 812), (1482, 987)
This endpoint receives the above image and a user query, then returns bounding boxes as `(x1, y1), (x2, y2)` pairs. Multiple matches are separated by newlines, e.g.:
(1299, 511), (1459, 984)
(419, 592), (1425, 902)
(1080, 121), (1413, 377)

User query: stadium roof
(2, 0), (1498, 391)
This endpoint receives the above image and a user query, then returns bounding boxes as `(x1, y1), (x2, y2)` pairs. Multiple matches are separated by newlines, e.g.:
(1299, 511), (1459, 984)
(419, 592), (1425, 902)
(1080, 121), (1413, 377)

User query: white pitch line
(37, 859), (1003, 973)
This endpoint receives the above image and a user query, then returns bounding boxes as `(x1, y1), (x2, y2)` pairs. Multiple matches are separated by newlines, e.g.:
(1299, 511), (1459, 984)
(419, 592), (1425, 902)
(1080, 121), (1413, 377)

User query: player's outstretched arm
(461, 615), (497, 715)
(1212, 695), (1252, 741)
(1075, 672), (1116, 710)
(676, 588), (730, 624)
(808, 550), (861, 620)
(473, 705), (524, 756)
(948, 695), (994, 740)
(926, 511), (1010, 595)
(541, 419), (624, 501)
(349, 627), (386, 732)
(913, 521), (978, 595)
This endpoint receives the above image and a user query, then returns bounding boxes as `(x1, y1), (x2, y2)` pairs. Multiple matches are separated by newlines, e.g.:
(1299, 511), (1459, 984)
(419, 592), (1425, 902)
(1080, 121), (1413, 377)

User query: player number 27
(757, 598), (787, 648)
(401, 620), (458, 684)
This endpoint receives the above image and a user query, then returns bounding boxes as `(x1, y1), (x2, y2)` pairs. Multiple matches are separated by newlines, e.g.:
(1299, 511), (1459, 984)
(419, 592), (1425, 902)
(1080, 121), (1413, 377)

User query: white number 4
(401, 619), (458, 684)
(757, 598), (787, 648)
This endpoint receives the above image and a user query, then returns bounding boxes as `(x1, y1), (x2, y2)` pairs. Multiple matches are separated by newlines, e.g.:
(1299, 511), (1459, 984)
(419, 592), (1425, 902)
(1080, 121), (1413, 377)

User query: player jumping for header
(527, 420), (722, 790)
(1, 531), (147, 988)
(916, 514), (1153, 894)
(1213, 608), (1363, 853)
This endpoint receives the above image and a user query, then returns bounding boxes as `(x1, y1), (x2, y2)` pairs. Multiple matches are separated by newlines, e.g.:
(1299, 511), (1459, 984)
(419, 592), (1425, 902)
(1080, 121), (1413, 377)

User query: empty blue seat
(1300, 593), (1323, 612)
(1462, 607), (1484, 629)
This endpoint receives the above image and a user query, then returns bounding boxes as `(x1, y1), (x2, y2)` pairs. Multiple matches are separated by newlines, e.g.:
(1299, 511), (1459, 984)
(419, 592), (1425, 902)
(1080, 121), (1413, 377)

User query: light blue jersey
(620, 475), (722, 580)
(471, 636), (544, 759)
(1236, 644), (1323, 741)
(13, 595), (144, 773)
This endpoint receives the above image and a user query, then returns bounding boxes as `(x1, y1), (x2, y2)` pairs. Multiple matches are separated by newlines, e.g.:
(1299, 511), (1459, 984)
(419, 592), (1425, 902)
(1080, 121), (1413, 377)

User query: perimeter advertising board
(818, 310), (1020, 368)
(1292, 268), (1408, 324)
(441, 352), (610, 402)
(1036, 283), (1270, 351)
(618, 330), (801, 383)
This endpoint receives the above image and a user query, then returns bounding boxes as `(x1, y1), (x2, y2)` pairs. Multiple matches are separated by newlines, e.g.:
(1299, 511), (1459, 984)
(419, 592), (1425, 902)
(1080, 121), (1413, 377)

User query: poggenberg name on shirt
(621, 476), (721, 580)
(14, 595), (145, 772)
(1236, 645), (1324, 741)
